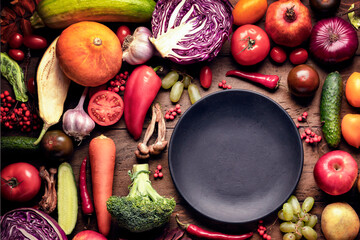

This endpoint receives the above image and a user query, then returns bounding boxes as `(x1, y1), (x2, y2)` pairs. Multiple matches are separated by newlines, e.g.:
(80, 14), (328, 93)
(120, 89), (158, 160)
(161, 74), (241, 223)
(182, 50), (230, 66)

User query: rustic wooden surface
(1, 0), (360, 239)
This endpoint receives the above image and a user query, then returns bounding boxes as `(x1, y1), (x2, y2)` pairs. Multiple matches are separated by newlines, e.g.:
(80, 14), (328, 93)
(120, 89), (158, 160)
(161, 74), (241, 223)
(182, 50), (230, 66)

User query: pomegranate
(265, 0), (312, 47)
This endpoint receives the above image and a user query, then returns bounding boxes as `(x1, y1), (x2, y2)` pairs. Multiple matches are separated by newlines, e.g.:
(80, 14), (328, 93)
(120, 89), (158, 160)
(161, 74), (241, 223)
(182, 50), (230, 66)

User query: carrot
(89, 134), (116, 236)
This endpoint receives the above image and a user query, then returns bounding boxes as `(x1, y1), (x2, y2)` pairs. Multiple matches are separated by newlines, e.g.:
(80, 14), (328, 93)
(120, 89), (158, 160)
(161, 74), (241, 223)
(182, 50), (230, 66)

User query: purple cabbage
(0, 208), (67, 240)
(150, 0), (233, 64)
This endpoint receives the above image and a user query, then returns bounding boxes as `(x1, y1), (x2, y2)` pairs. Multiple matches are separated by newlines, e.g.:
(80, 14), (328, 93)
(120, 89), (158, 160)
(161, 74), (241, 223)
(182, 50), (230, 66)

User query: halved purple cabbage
(150, 0), (233, 64)
(0, 208), (67, 240)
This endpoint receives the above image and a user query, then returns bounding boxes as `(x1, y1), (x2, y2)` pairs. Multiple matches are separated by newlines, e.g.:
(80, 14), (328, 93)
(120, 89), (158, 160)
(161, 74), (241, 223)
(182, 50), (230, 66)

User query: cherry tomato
(1, 162), (41, 202)
(116, 25), (131, 45)
(231, 24), (270, 66)
(8, 49), (25, 61)
(88, 90), (124, 126)
(200, 66), (212, 89)
(27, 77), (36, 95)
(8, 33), (23, 49)
(289, 48), (308, 65)
(41, 130), (74, 162)
(270, 46), (286, 64)
(23, 35), (47, 49)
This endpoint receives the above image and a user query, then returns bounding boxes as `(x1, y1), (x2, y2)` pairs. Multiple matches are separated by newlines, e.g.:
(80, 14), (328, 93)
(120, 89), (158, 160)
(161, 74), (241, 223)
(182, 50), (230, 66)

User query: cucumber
(30, 0), (156, 29)
(1, 136), (40, 153)
(57, 162), (78, 235)
(320, 71), (343, 148)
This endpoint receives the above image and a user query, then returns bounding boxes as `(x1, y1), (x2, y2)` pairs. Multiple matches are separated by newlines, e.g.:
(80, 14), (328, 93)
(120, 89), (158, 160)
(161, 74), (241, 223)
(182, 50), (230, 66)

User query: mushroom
(39, 166), (57, 214)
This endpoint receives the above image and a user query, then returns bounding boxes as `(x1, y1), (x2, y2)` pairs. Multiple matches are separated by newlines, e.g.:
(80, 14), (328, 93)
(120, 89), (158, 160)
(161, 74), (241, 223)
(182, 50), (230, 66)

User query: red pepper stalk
(124, 65), (162, 140)
(226, 70), (280, 90)
(80, 157), (94, 224)
(176, 215), (253, 240)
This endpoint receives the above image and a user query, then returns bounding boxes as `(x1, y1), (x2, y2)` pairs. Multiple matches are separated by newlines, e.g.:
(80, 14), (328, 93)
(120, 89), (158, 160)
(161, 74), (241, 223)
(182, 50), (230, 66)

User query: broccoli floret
(106, 164), (176, 233)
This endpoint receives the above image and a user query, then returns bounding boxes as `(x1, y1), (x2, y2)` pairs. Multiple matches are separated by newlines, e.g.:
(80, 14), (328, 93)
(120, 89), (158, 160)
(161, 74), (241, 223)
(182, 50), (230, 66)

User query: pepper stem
(175, 214), (190, 230)
(153, 66), (163, 72)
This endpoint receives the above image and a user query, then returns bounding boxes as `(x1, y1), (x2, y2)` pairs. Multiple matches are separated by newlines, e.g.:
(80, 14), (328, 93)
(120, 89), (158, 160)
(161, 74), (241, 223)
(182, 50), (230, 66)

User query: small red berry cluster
(300, 128), (322, 144)
(165, 104), (181, 121)
(257, 220), (271, 240)
(296, 111), (308, 126)
(154, 165), (163, 179)
(295, 111), (322, 144)
(107, 71), (129, 93)
(0, 91), (42, 131)
(218, 80), (232, 90)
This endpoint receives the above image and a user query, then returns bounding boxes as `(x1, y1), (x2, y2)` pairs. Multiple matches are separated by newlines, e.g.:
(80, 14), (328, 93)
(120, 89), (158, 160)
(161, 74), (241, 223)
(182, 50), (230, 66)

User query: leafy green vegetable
(107, 164), (176, 232)
(0, 52), (28, 102)
(348, 4), (360, 30)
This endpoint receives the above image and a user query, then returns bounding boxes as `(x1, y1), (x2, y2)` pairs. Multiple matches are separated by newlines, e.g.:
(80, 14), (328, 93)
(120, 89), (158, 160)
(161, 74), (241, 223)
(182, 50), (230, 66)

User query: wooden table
(1, 0), (360, 239)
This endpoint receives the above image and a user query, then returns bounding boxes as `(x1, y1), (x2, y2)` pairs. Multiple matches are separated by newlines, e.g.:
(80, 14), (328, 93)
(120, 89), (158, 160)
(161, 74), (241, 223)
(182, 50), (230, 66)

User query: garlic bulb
(122, 27), (155, 65)
(62, 87), (95, 143)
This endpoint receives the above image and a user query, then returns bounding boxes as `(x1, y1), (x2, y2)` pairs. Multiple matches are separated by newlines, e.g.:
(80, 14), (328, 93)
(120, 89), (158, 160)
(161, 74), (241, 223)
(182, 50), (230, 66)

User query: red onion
(309, 17), (358, 64)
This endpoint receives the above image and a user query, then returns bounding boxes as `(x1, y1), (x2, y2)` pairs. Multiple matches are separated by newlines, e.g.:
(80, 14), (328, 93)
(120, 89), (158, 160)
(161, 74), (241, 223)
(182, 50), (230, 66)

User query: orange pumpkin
(56, 21), (122, 87)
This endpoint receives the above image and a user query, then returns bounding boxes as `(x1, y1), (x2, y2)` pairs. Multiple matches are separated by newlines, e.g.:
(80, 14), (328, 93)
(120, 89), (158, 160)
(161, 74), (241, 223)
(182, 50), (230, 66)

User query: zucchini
(320, 71), (343, 148)
(30, 0), (156, 29)
(1, 136), (40, 154)
(57, 162), (78, 235)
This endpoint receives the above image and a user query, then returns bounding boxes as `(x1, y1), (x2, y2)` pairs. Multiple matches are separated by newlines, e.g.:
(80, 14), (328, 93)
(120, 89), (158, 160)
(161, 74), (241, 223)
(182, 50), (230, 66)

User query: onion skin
(309, 17), (359, 64)
(265, 0), (312, 47)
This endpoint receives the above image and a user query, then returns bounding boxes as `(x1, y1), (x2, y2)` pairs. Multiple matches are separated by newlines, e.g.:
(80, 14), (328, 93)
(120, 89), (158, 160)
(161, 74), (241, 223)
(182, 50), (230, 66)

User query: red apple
(72, 230), (107, 240)
(313, 150), (358, 195)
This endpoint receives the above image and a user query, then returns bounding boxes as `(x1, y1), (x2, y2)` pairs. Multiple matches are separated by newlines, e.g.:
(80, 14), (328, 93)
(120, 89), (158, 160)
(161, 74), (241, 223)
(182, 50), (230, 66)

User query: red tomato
(27, 77), (36, 95)
(231, 24), (270, 66)
(8, 33), (23, 49)
(8, 49), (25, 61)
(116, 25), (131, 45)
(270, 46), (287, 64)
(200, 66), (212, 89)
(289, 48), (308, 65)
(1, 162), (41, 202)
(23, 35), (47, 49)
(88, 90), (124, 126)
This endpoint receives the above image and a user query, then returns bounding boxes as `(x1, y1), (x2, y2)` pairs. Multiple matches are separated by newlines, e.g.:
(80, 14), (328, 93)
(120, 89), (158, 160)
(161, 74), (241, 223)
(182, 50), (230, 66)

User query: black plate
(169, 90), (303, 224)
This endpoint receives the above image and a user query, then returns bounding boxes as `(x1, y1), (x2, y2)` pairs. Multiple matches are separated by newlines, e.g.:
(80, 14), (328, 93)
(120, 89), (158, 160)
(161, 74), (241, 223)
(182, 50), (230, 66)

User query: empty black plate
(169, 90), (303, 224)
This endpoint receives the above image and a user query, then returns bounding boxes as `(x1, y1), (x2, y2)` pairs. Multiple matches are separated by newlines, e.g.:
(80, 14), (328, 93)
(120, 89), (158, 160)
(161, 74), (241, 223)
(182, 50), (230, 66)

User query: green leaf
(348, 4), (360, 30)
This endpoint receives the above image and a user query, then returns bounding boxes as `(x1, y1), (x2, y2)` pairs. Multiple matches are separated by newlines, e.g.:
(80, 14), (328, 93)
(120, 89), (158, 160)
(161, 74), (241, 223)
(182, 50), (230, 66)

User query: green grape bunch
(278, 195), (318, 240)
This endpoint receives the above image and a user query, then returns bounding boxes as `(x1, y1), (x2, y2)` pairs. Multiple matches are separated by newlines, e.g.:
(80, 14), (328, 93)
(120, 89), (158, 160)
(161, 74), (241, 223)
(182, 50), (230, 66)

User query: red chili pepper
(226, 70), (280, 90)
(176, 215), (253, 240)
(80, 157), (94, 216)
(124, 65), (162, 140)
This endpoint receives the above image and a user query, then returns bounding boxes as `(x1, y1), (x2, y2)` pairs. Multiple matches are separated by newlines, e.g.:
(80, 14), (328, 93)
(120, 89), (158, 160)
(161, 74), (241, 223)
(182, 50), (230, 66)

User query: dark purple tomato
(310, 0), (340, 15)
(290, 48), (308, 65)
(41, 130), (74, 162)
(287, 64), (320, 97)
(23, 35), (47, 49)
(8, 33), (23, 49)
(270, 46), (287, 64)
(8, 49), (25, 61)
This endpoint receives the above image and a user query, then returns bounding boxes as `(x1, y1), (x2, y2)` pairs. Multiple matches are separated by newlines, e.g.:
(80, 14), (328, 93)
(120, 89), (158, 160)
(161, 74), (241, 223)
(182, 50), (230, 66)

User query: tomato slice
(88, 90), (124, 126)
